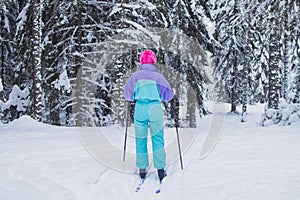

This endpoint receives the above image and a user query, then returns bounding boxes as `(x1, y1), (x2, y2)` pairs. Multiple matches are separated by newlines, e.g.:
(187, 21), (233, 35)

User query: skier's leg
(149, 103), (166, 170)
(134, 102), (149, 169)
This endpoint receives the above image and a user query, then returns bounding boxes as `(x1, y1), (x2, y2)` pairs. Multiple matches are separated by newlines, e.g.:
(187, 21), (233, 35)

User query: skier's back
(124, 50), (174, 182)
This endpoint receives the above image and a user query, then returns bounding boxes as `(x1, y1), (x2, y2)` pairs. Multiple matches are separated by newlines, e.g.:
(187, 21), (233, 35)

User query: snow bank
(0, 116), (106, 200)
(7, 115), (48, 129)
(261, 99), (300, 126)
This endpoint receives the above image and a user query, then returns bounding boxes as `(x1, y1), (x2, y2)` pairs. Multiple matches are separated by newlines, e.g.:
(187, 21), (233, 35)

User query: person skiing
(124, 50), (174, 182)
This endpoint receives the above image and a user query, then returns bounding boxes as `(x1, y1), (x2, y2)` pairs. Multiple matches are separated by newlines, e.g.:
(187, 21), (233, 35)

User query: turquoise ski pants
(134, 100), (166, 170)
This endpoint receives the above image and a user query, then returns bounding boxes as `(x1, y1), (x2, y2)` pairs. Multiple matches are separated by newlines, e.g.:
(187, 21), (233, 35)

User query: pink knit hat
(140, 50), (157, 65)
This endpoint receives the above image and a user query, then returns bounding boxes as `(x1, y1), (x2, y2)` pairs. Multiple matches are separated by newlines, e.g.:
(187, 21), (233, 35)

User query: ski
(156, 169), (167, 194)
(155, 182), (162, 194)
(134, 162), (153, 193)
(135, 178), (146, 192)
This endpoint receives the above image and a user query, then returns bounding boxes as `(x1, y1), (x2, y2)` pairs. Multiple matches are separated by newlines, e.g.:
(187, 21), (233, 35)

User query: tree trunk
(0, 7), (5, 100)
(281, 1), (290, 100)
(241, 6), (251, 122)
(268, 3), (280, 110)
(32, 0), (43, 121)
(230, 0), (239, 114)
(74, 0), (83, 126)
(187, 83), (196, 128)
(230, 50), (238, 113)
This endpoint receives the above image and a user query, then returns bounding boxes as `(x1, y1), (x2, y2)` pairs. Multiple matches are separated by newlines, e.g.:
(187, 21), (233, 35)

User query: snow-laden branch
(0, 78), (3, 92)
(0, 85), (30, 112)
(123, 19), (161, 45)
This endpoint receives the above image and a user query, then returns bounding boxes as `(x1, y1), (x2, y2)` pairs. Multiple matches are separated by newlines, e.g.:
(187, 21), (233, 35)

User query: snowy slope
(0, 103), (300, 200)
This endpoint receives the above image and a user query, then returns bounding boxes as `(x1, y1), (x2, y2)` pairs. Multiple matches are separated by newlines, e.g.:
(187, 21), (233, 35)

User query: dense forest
(0, 0), (299, 127)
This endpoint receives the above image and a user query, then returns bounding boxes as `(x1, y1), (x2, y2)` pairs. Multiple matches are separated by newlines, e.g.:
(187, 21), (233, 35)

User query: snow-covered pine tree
(42, 0), (66, 125)
(212, 0), (246, 113)
(9, 1), (44, 121)
(42, 1), (112, 126)
(0, 0), (17, 105)
(170, 0), (211, 121)
(181, 0), (212, 124)
(260, 0), (300, 126)
(0, 0), (31, 121)
(249, 1), (271, 105)
(14, 1), (33, 89)
(107, 1), (131, 127)
(287, 0), (300, 104)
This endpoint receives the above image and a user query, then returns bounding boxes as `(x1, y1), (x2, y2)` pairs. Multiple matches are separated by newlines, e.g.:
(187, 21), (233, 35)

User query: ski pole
(123, 101), (130, 162)
(176, 124), (183, 170)
(174, 96), (183, 170)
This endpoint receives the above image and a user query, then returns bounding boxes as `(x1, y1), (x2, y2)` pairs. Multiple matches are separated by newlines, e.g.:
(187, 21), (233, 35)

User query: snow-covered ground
(0, 102), (300, 200)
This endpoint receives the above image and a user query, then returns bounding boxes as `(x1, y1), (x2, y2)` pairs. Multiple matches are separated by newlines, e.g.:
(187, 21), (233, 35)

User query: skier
(124, 50), (174, 182)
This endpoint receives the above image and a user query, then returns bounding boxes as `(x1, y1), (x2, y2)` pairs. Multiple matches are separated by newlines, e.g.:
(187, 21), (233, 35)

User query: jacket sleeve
(158, 75), (174, 102)
(124, 76), (135, 101)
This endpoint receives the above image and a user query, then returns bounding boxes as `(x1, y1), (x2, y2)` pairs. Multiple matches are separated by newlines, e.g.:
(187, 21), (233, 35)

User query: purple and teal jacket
(124, 64), (174, 102)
